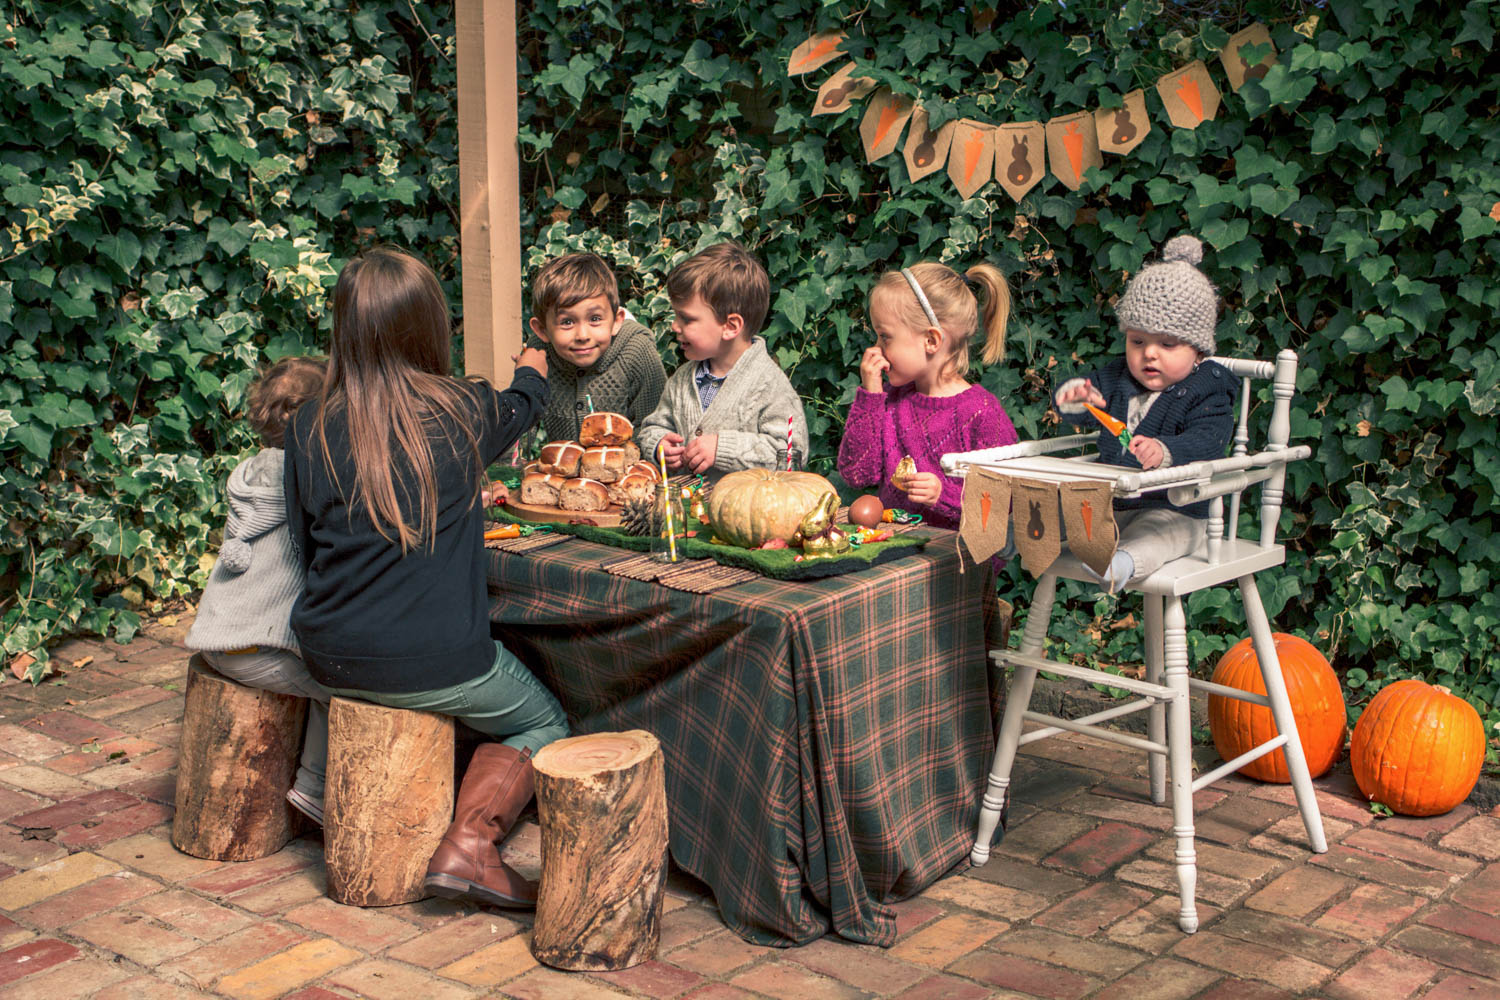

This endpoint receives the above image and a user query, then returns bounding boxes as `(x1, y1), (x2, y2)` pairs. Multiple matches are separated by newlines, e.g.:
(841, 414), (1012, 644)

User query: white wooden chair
(941, 348), (1327, 933)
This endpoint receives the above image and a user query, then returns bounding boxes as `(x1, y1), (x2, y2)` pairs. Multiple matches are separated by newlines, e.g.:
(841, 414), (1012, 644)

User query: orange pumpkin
(1350, 679), (1485, 816)
(1208, 633), (1345, 783)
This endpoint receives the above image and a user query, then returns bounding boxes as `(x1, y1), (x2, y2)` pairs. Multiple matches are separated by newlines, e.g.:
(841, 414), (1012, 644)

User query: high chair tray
(944, 453), (1213, 499)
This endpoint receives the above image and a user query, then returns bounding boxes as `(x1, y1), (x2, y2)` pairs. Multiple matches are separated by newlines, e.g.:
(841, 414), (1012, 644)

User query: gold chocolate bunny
(795, 492), (851, 559)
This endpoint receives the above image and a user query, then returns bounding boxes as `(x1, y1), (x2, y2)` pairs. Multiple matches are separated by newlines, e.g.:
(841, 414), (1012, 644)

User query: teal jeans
(307, 641), (570, 802)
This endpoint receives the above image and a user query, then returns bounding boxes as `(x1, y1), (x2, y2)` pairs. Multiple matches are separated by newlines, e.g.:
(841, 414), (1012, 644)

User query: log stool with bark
(531, 730), (669, 971)
(324, 698), (454, 906)
(173, 653), (308, 861)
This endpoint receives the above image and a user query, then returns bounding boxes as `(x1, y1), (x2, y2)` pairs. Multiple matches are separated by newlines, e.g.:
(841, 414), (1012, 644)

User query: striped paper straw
(658, 440), (677, 562)
(786, 415), (794, 471)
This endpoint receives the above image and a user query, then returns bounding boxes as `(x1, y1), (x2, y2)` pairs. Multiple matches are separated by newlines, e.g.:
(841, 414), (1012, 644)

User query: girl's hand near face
(1128, 435), (1165, 470)
(859, 346), (890, 393)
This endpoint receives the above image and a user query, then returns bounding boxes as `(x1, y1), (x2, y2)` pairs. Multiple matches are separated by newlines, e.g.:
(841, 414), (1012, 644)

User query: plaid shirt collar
(694, 361), (728, 389)
(695, 361), (729, 409)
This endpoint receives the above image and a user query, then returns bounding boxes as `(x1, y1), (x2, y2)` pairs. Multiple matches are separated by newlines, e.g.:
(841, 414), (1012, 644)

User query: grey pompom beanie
(1116, 235), (1219, 355)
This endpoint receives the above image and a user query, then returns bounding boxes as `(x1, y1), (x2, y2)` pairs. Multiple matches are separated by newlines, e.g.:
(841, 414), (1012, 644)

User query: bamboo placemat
(484, 525), (573, 554)
(600, 553), (760, 594)
(600, 553), (663, 581)
(657, 560), (763, 593)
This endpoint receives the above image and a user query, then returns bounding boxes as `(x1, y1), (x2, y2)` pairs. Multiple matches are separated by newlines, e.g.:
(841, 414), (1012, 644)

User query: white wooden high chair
(941, 349), (1327, 933)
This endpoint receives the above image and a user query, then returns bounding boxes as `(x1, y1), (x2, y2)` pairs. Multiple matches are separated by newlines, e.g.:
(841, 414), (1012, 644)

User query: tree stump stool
(324, 698), (454, 907)
(172, 654), (308, 861)
(531, 730), (668, 971)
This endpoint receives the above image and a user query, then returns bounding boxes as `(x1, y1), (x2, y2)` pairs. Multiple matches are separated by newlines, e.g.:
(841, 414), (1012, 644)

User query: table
(487, 529), (1000, 947)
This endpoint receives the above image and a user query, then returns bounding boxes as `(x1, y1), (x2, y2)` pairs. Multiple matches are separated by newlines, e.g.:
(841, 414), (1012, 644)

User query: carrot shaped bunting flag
(1045, 111), (1101, 191)
(960, 469), (1011, 564)
(1060, 481), (1118, 576)
(860, 89), (915, 163)
(1156, 60), (1221, 129)
(787, 32), (847, 76)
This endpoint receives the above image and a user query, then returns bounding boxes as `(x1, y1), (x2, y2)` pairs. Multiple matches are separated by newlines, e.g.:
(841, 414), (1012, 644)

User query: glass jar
(649, 482), (686, 563)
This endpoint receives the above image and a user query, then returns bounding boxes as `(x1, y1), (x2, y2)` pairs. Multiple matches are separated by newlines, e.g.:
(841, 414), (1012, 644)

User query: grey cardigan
(185, 449), (301, 653)
(636, 337), (810, 477)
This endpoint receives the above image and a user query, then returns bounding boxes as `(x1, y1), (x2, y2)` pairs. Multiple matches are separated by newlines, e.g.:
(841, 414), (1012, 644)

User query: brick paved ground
(2, 621), (1497, 999)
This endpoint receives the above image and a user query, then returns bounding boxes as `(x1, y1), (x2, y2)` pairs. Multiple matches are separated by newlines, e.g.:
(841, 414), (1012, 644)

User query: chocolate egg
(850, 494), (885, 529)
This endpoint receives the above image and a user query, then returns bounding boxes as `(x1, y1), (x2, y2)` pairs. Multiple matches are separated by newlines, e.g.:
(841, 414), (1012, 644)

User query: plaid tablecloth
(486, 529), (998, 947)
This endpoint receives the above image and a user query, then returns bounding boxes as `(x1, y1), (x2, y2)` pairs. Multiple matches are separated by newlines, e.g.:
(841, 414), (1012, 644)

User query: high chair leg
(1239, 575), (1328, 854)
(972, 573), (1059, 866)
(1164, 595), (1199, 933)
(1144, 593), (1166, 805)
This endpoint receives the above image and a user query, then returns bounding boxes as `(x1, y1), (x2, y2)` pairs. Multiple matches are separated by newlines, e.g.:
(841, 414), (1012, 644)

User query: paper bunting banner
(903, 106), (957, 182)
(1011, 477), (1061, 577)
(787, 31), (847, 77)
(948, 119), (995, 199)
(1045, 111), (1102, 191)
(813, 62), (877, 117)
(1059, 481), (1118, 576)
(1220, 24), (1276, 91)
(806, 14), (1294, 193)
(1095, 89), (1150, 156)
(960, 469), (1011, 564)
(995, 121), (1045, 201)
(860, 89), (915, 163)
(1156, 60), (1221, 130)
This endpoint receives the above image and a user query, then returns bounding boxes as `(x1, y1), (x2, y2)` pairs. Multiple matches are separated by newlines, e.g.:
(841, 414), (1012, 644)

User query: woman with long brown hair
(284, 247), (565, 908)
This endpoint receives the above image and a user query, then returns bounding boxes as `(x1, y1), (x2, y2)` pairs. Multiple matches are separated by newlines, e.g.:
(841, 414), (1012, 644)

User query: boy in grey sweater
(185, 356), (331, 825)
(636, 242), (809, 476)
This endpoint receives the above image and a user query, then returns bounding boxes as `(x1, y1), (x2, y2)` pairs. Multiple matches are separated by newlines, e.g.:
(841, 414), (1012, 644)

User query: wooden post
(456, 0), (523, 386)
(531, 731), (669, 971)
(324, 699), (455, 906)
(172, 654), (307, 861)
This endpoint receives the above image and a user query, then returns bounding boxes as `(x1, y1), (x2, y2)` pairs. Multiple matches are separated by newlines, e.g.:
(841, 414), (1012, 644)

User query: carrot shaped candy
(1082, 402), (1131, 447)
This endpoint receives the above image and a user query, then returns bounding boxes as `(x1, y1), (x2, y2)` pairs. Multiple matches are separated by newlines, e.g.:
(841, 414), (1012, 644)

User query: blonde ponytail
(965, 263), (1011, 365)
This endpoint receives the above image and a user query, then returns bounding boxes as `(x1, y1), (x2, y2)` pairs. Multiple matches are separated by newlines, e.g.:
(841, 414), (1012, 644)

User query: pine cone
(620, 496), (659, 536)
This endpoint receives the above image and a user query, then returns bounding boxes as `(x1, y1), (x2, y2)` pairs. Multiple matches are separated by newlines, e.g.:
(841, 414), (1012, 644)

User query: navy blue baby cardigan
(1070, 357), (1235, 519)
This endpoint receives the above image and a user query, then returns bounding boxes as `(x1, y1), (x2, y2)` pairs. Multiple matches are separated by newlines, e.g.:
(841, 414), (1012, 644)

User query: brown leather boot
(423, 743), (538, 907)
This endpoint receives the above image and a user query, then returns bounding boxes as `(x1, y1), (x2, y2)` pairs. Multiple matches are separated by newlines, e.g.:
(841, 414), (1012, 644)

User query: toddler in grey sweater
(186, 356), (331, 825)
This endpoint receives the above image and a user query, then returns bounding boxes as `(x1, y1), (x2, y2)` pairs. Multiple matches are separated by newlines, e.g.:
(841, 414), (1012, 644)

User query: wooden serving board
(502, 496), (624, 527)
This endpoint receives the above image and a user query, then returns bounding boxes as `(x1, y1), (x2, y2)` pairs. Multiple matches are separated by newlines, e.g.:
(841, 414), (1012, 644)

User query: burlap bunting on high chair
(1059, 480), (1118, 576)
(959, 468), (1011, 564)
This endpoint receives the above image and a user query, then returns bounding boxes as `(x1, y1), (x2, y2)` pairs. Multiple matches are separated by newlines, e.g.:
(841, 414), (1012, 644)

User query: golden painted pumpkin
(1207, 633), (1345, 783)
(707, 469), (838, 548)
(1350, 679), (1485, 817)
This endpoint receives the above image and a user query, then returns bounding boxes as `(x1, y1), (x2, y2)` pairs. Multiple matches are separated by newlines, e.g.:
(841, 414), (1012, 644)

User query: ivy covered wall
(2, 1), (1497, 741)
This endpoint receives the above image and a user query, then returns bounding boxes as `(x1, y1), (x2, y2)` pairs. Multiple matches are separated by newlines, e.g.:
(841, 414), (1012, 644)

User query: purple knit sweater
(837, 384), (1018, 529)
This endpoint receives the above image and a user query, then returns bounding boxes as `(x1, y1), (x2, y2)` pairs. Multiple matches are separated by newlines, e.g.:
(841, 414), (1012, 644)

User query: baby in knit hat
(1054, 235), (1236, 590)
(186, 355), (332, 825)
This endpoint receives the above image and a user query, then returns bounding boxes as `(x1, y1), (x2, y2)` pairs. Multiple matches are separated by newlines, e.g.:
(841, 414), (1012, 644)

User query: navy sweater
(1069, 358), (1235, 519)
(284, 370), (548, 693)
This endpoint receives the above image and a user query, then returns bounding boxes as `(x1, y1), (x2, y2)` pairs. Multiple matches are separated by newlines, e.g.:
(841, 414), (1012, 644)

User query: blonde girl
(837, 261), (1019, 529)
(284, 247), (566, 909)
